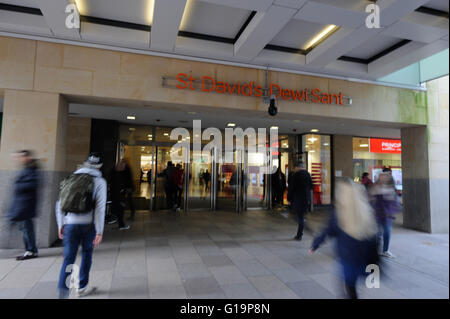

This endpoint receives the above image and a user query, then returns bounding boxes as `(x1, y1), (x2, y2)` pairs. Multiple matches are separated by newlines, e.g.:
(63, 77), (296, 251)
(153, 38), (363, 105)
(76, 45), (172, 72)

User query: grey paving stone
(287, 280), (337, 299)
(25, 281), (59, 299)
(183, 277), (223, 296)
(109, 275), (149, 299)
(209, 266), (249, 285)
(248, 275), (290, 293)
(201, 255), (234, 268)
(271, 268), (310, 284)
(215, 241), (240, 249)
(233, 259), (272, 277)
(0, 287), (32, 298)
(149, 284), (187, 299)
(221, 283), (263, 299)
(178, 263), (212, 280)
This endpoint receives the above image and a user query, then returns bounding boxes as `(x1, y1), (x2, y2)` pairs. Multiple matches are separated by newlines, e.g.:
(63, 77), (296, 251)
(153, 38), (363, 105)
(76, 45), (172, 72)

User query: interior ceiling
(0, 0), (447, 83)
(68, 101), (404, 139)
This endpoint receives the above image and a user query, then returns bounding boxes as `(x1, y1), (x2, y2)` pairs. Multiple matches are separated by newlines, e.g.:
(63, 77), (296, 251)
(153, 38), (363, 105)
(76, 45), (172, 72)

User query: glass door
(154, 145), (186, 211)
(245, 151), (267, 209)
(216, 150), (242, 212)
(187, 149), (212, 210)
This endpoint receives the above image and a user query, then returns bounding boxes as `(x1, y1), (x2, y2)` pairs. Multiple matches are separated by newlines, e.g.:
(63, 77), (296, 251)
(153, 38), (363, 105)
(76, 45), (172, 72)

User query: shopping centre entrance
(115, 123), (296, 213)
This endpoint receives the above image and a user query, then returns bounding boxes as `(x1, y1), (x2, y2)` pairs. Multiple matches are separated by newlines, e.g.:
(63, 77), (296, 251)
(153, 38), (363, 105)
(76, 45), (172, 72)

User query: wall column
(0, 89), (68, 248)
(332, 135), (353, 178)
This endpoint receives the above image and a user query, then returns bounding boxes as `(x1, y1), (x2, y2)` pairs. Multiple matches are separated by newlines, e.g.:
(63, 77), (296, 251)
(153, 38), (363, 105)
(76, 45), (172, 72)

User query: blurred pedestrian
(174, 163), (185, 211)
(287, 161), (313, 240)
(370, 172), (401, 258)
(310, 178), (379, 299)
(158, 161), (176, 211)
(108, 159), (132, 230)
(56, 152), (106, 298)
(7, 150), (40, 260)
(361, 172), (373, 192)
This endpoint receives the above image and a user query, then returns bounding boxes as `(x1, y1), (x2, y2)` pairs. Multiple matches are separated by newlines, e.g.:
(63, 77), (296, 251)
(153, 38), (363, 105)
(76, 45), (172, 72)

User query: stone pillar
(0, 89), (68, 248)
(426, 76), (449, 233)
(401, 126), (431, 232)
(332, 135), (353, 178)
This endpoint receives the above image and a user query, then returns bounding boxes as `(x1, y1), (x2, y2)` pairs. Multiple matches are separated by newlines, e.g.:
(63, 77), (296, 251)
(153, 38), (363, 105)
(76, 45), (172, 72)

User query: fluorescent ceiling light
(310, 129), (319, 133)
(270, 126), (279, 130)
(127, 115), (136, 120)
(323, 143), (329, 146)
(309, 150), (316, 153)
(179, 0), (194, 30)
(74, 0), (86, 15)
(360, 144), (369, 147)
(164, 133), (169, 137)
(227, 123), (236, 127)
(147, 0), (155, 25)
(304, 25), (338, 50)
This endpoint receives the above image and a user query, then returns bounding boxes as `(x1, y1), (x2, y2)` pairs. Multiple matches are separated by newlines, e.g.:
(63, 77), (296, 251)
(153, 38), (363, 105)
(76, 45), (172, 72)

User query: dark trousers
(292, 199), (307, 238)
(112, 201), (125, 228)
(19, 219), (38, 254)
(58, 224), (96, 298)
(127, 192), (135, 218)
(165, 187), (175, 210)
(176, 186), (183, 207)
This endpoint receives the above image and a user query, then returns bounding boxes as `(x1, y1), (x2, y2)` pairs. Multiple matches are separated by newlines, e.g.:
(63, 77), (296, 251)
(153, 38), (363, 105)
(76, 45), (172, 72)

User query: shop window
(302, 134), (331, 205)
(352, 137), (402, 192)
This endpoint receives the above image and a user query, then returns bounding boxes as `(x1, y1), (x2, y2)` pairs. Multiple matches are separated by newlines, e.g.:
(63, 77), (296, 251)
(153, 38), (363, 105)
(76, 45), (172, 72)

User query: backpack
(59, 173), (95, 214)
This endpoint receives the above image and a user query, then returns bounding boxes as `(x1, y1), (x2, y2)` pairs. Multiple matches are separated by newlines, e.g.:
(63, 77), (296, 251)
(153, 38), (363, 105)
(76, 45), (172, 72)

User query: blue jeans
(19, 219), (37, 254)
(58, 224), (96, 298)
(378, 219), (392, 252)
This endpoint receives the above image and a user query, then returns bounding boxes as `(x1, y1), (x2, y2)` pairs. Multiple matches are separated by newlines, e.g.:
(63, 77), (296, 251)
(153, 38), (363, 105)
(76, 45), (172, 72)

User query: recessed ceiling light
(164, 133), (169, 136)
(304, 24), (338, 50)
(227, 123), (236, 127)
(310, 129), (319, 133)
(127, 115), (136, 120)
(323, 143), (329, 146)
(148, 134), (152, 137)
(360, 144), (369, 147)
(270, 126), (279, 130)
(309, 150), (316, 153)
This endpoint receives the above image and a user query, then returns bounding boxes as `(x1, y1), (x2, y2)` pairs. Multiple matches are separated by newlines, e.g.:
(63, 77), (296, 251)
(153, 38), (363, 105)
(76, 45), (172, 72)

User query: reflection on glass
(188, 150), (212, 209)
(302, 134), (331, 205)
(246, 152), (266, 208)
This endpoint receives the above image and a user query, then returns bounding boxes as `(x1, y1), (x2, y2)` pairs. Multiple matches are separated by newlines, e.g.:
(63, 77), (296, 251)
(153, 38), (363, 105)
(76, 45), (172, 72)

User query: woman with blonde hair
(310, 177), (379, 299)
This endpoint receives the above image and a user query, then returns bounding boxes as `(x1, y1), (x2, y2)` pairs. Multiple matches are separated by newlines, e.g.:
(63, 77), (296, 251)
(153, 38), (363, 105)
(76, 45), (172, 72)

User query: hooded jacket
(55, 166), (107, 235)
(8, 160), (40, 222)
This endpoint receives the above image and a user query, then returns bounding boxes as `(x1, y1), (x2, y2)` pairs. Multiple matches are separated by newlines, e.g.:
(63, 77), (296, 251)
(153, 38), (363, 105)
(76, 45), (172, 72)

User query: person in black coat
(7, 150), (40, 260)
(287, 161), (312, 240)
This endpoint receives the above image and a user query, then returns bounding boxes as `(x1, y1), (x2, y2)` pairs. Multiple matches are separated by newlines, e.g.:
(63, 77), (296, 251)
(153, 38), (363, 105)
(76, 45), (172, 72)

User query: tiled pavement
(0, 209), (448, 299)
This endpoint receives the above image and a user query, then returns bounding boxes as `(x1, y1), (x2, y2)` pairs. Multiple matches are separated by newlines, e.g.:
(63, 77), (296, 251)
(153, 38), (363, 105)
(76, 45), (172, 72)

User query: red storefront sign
(370, 138), (402, 154)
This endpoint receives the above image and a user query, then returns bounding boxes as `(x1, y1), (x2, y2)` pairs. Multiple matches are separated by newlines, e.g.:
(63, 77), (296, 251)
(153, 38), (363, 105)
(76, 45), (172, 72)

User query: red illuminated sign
(370, 138), (401, 154)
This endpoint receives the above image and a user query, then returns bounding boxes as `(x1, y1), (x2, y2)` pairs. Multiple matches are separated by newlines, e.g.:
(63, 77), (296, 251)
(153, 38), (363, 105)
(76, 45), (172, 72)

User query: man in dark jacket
(287, 161), (312, 241)
(8, 150), (40, 260)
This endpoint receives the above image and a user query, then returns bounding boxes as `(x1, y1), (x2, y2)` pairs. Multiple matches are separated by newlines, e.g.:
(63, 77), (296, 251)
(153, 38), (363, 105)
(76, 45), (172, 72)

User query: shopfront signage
(162, 73), (352, 106)
(370, 138), (401, 154)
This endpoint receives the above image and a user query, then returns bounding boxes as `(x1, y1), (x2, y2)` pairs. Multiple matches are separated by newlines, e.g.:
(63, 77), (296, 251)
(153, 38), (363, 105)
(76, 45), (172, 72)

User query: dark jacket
(312, 208), (379, 273)
(108, 166), (133, 202)
(8, 160), (40, 222)
(287, 169), (312, 206)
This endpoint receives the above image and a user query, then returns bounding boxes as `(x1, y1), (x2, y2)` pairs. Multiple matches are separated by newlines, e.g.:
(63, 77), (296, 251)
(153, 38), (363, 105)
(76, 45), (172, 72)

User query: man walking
(8, 150), (40, 260)
(287, 162), (313, 241)
(56, 152), (106, 298)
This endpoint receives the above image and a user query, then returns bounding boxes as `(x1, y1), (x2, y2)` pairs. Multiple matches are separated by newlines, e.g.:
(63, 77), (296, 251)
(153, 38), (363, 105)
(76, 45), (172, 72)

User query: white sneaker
(76, 286), (97, 297)
(119, 225), (130, 230)
(382, 251), (396, 258)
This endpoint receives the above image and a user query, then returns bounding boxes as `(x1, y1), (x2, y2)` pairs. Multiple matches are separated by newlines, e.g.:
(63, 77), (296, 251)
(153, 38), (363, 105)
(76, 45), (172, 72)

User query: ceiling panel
(76, 0), (151, 26)
(269, 19), (327, 50)
(180, 0), (252, 39)
(0, 0), (39, 8)
(345, 34), (403, 60)
(424, 0), (449, 12)
(310, 0), (370, 11)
